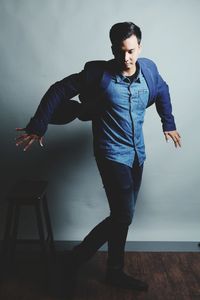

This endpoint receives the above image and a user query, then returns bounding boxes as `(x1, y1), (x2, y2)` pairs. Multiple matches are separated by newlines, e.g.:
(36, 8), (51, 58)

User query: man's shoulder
(82, 59), (114, 82)
(138, 57), (157, 69)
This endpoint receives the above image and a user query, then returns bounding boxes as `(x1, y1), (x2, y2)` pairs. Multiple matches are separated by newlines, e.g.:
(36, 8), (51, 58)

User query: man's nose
(124, 52), (130, 62)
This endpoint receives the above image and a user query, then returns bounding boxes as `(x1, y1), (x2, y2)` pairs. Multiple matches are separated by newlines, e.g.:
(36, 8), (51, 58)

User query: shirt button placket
(127, 83), (135, 147)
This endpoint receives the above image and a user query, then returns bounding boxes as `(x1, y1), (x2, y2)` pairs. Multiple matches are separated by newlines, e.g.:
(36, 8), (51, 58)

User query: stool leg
(10, 203), (20, 263)
(42, 195), (56, 256)
(35, 202), (48, 262)
(2, 200), (15, 261)
(35, 202), (51, 286)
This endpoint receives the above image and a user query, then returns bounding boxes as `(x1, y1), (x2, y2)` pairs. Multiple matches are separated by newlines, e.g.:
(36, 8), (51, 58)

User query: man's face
(112, 34), (141, 73)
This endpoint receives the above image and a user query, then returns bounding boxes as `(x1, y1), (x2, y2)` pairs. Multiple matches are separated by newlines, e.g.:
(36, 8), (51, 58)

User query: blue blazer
(25, 57), (176, 136)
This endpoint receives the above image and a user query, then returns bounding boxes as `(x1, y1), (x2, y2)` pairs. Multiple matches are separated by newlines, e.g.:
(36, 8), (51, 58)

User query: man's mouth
(124, 62), (131, 67)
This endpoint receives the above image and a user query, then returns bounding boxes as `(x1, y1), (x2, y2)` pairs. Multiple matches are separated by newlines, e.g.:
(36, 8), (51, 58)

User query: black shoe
(105, 269), (148, 291)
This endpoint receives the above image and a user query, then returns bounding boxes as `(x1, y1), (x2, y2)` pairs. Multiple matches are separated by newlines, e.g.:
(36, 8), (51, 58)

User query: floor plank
(1, 251), (200, 300)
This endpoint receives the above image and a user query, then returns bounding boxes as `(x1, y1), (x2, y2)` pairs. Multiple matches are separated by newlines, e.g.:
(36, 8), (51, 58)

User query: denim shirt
(92, 64), (149, 167)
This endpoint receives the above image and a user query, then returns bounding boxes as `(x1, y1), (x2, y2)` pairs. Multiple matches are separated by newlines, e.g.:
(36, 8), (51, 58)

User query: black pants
(72, 155), (144, 270)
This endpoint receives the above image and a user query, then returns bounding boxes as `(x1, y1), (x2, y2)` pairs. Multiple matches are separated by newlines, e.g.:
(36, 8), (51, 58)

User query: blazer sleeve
(25, 68), (87, 136)
(155, 69), (176, 132)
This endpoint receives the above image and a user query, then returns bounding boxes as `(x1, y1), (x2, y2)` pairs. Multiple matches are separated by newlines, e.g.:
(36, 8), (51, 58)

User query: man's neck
(122, 65), (137, 77)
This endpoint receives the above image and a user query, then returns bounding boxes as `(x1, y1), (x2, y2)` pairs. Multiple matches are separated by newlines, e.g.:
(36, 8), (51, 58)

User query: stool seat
(2, 179), (55, 265)
(8, 180), (48, 204)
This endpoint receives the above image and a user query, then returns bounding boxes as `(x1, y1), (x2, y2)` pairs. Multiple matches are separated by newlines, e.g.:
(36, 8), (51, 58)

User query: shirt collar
(114, 61), (141, 83)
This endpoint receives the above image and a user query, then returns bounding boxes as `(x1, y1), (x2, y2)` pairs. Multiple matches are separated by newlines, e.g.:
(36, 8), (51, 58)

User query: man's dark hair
(109, 22), (142, 47)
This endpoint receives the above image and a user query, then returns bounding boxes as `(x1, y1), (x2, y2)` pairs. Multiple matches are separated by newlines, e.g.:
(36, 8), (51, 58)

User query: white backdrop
(0, 0), (200, 242)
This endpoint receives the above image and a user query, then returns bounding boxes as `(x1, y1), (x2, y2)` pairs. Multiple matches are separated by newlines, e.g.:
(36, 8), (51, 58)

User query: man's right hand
(15, 128), (44, 151)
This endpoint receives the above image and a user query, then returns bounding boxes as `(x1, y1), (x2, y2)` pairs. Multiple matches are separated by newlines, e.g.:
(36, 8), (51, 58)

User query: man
(16, 22), (181, 291)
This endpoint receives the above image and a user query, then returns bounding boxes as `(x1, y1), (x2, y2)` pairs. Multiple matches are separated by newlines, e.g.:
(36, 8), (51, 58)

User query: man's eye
(129, 50), (134, 54)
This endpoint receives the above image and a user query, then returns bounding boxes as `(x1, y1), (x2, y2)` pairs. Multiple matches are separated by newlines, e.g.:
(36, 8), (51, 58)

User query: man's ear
(138, 43), (142, 54)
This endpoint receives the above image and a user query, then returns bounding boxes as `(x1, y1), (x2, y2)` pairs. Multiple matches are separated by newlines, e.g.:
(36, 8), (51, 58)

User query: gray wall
(0, 0), (199, 242)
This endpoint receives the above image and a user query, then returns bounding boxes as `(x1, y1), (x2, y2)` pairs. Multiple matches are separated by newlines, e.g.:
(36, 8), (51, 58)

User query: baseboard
(1, 240), (200, 252)
(56, 241), (200, 252)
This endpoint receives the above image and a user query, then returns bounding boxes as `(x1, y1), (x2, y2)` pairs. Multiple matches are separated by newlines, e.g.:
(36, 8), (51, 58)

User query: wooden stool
(2, 179), (55, 264)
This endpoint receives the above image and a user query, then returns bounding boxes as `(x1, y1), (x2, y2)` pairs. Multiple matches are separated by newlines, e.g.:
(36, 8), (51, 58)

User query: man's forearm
(155, 74), (176, 132)
(25, 83), (67, 136)
(25, 72), (85, 136)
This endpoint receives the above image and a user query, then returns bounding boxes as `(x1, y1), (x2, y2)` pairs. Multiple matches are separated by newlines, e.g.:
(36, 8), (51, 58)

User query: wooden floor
(1, 250), (200, 300)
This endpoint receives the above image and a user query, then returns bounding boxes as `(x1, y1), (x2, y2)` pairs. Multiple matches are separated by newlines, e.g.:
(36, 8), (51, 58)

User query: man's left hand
(164, 130), (181, 148)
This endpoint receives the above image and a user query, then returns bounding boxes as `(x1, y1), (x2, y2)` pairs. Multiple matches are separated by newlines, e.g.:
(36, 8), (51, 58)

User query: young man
(16, 22), (181, 291)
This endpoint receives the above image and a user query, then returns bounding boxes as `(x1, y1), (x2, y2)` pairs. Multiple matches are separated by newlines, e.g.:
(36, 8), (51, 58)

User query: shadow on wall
(6, 125), (92, 177)
(0, 123), (94, 239)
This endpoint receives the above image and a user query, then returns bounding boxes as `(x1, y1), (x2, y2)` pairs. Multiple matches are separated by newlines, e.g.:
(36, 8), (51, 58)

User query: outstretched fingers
(15, 128), (44, 151)
(23, 138), (36, 151)
(164, 131), (181, 148)
(15, 134), (30, 145)
(39, 136), (44, 147)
